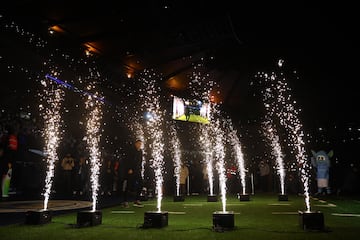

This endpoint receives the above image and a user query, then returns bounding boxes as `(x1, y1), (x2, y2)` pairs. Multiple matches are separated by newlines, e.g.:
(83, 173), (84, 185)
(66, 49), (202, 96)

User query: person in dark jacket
(122, 139), (144, 207)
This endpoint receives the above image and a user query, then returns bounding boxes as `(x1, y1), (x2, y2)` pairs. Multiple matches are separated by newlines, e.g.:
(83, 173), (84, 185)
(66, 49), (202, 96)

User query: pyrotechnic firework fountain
(214, 118), (227, 212)
(188, 61), (218, 202)
(261, 80), (288, 200)
(211, 109), (234, 231)
(4, 15), (106, 224)
(84, 87), (104, 212)
(226, 119), (249, 201)
(262, 121), (288, 201)
(69, 66), (105, 227)
(169, 124), (184, 201)
(187, 61), (234, 229)
(199, 125), (217, 202)
(26, 72), (65, 225)
(137, 69), (168, 228)
(76, 68), (104, 227)
(40, 73), (64, 212)
(257, 59), (323, 230)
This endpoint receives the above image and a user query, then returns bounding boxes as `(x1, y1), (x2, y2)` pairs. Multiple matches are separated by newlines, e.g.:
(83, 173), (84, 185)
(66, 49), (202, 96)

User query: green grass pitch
(1, 193), (360, 240)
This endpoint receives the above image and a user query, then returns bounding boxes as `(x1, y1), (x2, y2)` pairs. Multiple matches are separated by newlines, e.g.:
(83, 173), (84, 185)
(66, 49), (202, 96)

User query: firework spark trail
(169, 124), (182, 196)
(261, 80), (287, 195)
(3, 17), (107, 211)
(140, 69), (165, 212)
(200, 125), (215, 195)
(212, 115), (227, 212)
(260, 60), (311, 211)
(146, 117), (164, 211)
(40, 77), (64, 210)
(227, 119), (247, 195)
(84, 86), (103, 212)
(274, 74), (310, 210)
(189, 62), (214, 101)
(263, 120), (286, 194)
(189, 60), (217, 196)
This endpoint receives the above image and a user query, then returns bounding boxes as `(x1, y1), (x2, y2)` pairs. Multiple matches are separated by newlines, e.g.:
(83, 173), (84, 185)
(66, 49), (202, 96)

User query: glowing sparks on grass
(39, 74), (64, 210)
(227, 119), (247, 195)
(258, 59), (310, 211)
(84, 86), (103, 212)
(169, 124), (182, 196)
(139, 69), (165, 212)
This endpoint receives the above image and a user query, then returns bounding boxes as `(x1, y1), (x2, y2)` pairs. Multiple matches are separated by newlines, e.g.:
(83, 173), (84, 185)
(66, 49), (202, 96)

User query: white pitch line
(183, 204), (203, 206)
(332, 213), (360, 217)
(268, 203), (291, 206)
(212, 211), (241, 215)
(313, 204), (337, 208)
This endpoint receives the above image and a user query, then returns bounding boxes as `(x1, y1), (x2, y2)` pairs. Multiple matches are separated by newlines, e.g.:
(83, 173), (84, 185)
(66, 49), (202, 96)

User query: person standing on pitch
(122, 139), (144, 208)
(179, 163), (189, 195)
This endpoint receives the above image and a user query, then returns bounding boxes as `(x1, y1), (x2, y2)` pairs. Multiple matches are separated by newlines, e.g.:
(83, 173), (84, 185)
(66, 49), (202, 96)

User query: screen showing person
(172, 95), (210, 124)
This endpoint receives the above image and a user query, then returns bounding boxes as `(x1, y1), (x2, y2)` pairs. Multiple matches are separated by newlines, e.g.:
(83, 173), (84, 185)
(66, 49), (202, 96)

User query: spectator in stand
(258, 160), (270, 192)
(179, 163), (189, 195)
(122, 139), (144, 208)
(1, 126), (18, 194)
(74, 156), (89, 197)
(101, 158), (114, 196)
(113, 157), (121, 194)
(61, 153), (75, 197)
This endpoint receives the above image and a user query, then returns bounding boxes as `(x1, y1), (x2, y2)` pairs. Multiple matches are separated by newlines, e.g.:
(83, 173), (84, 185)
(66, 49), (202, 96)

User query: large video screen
(172, 95), (210, 124)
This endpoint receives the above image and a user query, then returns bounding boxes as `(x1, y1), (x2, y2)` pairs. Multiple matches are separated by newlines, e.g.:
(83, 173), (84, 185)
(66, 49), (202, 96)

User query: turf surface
(1, 193), (360, 240)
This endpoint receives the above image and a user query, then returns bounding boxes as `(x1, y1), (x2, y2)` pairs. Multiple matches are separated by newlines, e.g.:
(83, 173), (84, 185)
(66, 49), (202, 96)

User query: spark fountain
(261, 83), (287, 201)
(189, 61), (218, 202)
(25, 73), (64, 225)
(187, 60), (234, 229)
(77, 76), (104, 227)
(131, 122), (148, 201)
(169, 124), (184, 202)
(258, 59), (323, 230)
(200, 125), (217, 202)
(139, 70), (168, 228)
(227, 119), (249, 201)
(5, 17), (98, 224)
(1, 17), (103, 226)
(262, 121), (288, 201)
(212, 114), (234, 231)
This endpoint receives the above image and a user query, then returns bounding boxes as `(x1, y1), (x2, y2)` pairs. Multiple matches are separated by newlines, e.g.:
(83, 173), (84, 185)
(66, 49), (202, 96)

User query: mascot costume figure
(311, 150), (333, 195)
